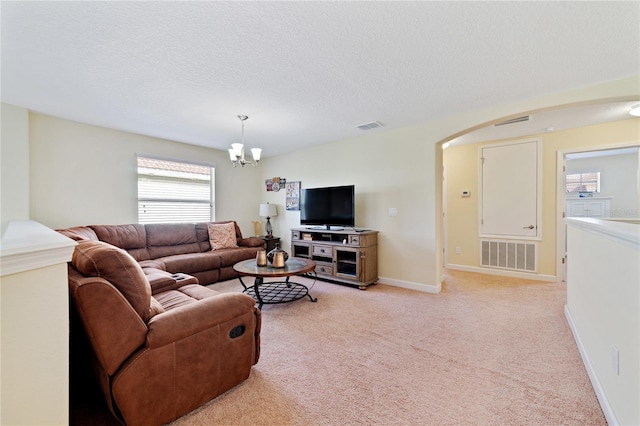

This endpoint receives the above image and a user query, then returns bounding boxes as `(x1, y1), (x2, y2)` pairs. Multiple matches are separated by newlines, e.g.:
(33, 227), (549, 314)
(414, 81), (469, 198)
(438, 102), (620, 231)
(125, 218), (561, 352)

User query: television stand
(291, 227), (378, 289)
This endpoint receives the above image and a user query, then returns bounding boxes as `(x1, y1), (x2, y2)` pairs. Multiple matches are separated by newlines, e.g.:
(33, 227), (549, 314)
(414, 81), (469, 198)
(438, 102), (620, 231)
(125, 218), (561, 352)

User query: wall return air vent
(480, 239), (537, 273)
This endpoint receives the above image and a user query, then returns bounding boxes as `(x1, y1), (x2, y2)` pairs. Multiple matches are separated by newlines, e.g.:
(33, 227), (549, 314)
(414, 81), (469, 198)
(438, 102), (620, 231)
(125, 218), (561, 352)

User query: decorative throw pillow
(208, 222), (238, 250)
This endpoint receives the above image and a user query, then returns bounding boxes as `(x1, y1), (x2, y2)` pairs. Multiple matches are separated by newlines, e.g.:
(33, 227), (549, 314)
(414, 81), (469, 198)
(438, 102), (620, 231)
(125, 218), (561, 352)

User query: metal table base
(239, 274), (317, 309)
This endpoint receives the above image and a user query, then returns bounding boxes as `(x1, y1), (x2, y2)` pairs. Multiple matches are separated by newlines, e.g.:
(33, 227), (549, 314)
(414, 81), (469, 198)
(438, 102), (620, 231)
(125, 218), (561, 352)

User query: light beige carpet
(171, 270), (605, 426)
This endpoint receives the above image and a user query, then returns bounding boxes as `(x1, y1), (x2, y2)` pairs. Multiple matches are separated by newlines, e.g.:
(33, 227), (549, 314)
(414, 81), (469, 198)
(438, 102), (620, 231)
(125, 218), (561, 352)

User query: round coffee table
(233, 257), (318, 309)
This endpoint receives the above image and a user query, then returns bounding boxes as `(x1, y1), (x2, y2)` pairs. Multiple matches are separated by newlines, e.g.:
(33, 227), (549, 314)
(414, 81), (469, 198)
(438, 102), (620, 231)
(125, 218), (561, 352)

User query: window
(137, 156), (214, 224)
(566, 172), (600, 193)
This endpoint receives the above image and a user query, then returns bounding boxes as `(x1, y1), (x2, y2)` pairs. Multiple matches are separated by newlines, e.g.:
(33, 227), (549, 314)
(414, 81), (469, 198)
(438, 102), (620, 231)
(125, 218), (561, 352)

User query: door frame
(555, 141), (640, 282)
(442, 163), (448, 271)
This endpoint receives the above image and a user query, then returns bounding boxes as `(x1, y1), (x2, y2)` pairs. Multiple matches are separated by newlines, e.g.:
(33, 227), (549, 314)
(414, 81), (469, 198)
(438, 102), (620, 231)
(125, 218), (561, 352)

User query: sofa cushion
(91, 224), (150, 261)
(72, 240), (153, 322)
(146, 223), (200, 259)
(208, 222), (239, 250)
(155, 252), (221, 274)
(153, 284), (219, 311)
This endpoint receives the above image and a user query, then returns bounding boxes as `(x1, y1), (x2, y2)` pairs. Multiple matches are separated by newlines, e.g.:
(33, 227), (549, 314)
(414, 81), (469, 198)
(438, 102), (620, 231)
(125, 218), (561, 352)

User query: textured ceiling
(1, 1), (639, 157)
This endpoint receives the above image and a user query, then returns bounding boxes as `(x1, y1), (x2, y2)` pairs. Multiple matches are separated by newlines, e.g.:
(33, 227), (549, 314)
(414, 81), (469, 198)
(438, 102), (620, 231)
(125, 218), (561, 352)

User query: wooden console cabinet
(290, 227), (378, 289)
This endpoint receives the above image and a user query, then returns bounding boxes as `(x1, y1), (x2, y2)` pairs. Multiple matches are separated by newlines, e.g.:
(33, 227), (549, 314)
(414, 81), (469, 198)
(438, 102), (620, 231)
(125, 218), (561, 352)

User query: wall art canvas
(286, 181), (300, 210)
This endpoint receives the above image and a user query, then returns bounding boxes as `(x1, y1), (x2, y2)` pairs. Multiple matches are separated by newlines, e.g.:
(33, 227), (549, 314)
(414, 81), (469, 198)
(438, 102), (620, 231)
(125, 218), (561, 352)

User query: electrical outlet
(455, 246), (461, 254)
(612, 346), (619, 375)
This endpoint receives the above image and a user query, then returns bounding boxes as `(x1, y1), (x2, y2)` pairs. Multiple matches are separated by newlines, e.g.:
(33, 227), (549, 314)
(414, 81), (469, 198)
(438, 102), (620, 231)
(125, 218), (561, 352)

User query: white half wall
(565, 218), (639, 426)
(0, 221), (76, 425)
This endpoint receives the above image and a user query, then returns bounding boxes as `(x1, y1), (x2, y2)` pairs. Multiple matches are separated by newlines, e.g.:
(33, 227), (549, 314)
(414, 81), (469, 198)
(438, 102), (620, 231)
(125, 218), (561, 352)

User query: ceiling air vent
(494, 115), (530, 127)
(357, 121), (384, 131)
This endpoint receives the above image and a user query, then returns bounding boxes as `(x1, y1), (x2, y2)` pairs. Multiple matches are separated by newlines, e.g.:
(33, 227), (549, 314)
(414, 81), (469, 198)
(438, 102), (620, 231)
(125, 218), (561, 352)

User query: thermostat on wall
(461, 190), (471, 197)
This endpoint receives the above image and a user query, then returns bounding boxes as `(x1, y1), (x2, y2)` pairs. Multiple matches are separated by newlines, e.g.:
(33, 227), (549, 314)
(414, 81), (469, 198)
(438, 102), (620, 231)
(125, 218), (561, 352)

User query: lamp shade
(259, 203), (277, 217)
(231, 143), (244, 157)
(250, 148), (262, 162)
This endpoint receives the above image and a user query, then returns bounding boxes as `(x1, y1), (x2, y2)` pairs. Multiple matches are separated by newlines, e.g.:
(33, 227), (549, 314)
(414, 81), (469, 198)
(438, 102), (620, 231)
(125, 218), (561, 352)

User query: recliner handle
(229, 325), (246, 339)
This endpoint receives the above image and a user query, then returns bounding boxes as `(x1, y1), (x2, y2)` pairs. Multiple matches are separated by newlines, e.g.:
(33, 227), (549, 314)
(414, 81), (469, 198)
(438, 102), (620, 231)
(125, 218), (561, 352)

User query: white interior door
(480, 140), (539, 238)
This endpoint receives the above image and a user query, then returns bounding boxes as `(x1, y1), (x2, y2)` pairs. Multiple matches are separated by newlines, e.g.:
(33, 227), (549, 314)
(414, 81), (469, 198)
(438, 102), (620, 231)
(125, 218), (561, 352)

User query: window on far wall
(137, 156), (215, 224)
(566, 172), (600, 193)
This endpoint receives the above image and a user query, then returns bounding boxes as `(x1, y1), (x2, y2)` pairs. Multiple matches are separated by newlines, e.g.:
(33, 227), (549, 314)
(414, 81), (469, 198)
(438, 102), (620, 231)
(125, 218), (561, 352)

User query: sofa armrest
(69, 274), (148, 376)
(146, 292), (257, 348)
(143, 268), (176, 294)
(239, 237), (265, 248)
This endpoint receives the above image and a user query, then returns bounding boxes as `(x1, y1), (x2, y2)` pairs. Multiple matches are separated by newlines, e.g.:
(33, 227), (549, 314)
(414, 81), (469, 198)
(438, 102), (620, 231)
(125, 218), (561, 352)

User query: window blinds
(566, 172), (600, 193)
(137, 156), (214, 224)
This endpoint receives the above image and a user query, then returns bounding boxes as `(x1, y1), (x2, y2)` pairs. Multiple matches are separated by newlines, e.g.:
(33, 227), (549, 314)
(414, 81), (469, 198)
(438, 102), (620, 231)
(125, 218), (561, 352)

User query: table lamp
(259, 203), (278, 237)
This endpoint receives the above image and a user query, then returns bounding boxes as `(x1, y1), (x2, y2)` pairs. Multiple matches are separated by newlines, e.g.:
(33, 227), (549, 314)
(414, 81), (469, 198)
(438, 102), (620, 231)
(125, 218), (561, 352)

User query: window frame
(136, 154), (215, 224)
(565, 171), (601, 193)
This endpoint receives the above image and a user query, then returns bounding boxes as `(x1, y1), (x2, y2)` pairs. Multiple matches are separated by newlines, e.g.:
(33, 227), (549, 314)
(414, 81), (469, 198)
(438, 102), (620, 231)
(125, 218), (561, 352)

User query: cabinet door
(587, 200), (608, 217)
(291, 242), (310, 258)
(567, 200), (589, 217)
(334, 247), (360, 281)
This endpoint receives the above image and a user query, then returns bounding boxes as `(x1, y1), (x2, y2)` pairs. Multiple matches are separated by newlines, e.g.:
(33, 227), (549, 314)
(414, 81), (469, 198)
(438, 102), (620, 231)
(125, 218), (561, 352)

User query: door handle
(523, 225), (535, 229)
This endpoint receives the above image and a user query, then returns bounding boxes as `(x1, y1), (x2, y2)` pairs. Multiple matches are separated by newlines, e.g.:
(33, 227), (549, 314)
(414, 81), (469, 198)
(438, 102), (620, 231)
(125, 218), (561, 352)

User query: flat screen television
(300, 185), (355, 229)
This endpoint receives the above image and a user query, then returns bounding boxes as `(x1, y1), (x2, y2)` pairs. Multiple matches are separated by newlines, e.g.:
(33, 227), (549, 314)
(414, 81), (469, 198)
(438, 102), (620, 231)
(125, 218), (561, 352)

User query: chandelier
(228, 115), (261, 167)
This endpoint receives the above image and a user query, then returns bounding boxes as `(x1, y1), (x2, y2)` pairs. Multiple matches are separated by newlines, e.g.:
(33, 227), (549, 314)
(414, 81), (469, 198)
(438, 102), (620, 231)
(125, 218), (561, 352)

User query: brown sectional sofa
(59, 221), (265, 291)
(59, 222), (264, 425)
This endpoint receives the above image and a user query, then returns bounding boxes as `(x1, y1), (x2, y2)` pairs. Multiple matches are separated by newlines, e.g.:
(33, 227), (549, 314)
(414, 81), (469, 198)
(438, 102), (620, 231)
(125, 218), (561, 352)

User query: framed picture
(285, 181), (301, 210)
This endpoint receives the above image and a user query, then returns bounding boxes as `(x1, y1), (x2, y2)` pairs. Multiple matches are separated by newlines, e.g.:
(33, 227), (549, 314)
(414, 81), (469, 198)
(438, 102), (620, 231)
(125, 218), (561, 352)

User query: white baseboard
(446, 263), (557, 282)
(378, 276), (441, 294)
(564, 305), (618, 426)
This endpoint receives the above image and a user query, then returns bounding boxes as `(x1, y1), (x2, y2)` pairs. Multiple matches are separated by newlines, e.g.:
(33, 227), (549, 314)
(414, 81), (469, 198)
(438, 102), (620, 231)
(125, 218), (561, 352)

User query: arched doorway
(437, 100), (639, 282)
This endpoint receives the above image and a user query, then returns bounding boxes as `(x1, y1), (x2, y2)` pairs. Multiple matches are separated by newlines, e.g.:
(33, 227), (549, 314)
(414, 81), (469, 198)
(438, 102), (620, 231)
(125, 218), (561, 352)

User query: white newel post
(0, 221), (76, 425)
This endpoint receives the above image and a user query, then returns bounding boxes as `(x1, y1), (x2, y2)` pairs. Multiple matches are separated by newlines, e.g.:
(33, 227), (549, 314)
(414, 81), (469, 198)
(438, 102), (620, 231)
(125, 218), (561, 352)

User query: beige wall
(261, 125), (439, 289)
(444, 117), (640, 277)
(28, 112), (263, 236)
(260, 76), (639, 289)
(1, 104), (30, 233)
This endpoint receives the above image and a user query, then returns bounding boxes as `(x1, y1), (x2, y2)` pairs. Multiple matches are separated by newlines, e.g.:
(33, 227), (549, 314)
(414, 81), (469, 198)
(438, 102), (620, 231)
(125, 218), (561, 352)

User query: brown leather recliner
(69, 240), (261, 426)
